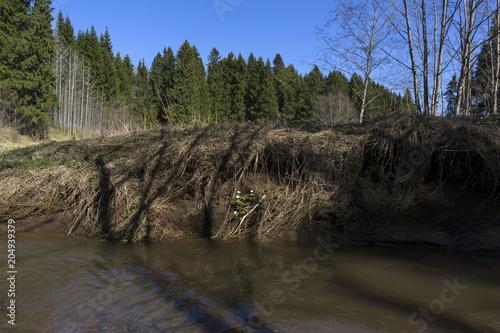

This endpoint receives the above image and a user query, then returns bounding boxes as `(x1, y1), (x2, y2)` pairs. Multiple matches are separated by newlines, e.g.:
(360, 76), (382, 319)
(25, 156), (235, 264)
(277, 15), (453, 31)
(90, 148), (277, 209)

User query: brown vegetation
(0, 116), (499, 252)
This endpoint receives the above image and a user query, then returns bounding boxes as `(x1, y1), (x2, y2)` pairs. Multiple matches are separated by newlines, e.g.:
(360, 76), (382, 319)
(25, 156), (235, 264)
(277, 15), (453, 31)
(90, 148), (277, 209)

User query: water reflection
(1, 233), (499, 332)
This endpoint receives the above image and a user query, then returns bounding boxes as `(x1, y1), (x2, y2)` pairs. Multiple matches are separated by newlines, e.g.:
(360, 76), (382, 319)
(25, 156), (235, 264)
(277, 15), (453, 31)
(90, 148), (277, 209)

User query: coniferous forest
(1, 0), (499, 139)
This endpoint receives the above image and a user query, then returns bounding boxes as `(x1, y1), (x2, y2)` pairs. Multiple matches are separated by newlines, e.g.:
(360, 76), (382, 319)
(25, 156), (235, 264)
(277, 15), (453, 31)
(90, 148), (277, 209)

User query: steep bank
(1, 116), (499, 253)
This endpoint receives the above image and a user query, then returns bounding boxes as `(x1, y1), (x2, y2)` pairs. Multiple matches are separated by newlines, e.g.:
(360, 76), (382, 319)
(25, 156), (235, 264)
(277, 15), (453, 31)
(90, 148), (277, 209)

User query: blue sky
(52, 0), (334, 74)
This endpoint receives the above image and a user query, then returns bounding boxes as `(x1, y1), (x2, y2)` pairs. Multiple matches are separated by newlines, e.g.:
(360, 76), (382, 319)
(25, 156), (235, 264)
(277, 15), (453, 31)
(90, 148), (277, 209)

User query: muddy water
(1, 233), (500, 332)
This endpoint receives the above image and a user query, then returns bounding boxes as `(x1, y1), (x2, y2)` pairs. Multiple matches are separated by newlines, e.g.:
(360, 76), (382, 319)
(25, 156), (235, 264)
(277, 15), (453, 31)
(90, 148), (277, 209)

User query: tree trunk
(493, 1), (500, 115)
(422, 0), (431, 115)
(403, 0), (423, 114)
(431, 0), (450, 116)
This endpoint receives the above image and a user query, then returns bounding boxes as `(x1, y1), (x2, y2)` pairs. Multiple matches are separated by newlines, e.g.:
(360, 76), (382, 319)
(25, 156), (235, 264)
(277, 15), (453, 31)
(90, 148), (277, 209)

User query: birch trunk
(403, 0), (423, 114)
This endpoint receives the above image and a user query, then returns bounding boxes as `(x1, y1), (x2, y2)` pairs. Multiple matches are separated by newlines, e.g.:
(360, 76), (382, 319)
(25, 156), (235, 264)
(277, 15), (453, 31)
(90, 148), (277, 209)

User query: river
(1, 233), (499, 332)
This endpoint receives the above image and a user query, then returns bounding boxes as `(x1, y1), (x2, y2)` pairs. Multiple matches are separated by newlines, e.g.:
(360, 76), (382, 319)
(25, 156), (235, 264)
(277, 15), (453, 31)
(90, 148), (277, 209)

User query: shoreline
(2, 208), (499, 257)
(1, 116), (499, 253)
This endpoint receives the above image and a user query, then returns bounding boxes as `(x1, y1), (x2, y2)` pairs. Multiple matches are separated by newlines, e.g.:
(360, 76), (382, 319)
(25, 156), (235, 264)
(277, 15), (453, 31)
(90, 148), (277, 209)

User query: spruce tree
(273, 53), (286, 114)
(246, 56), (278, 121)
(444, 74), (458, 117)
(325, 70), (350, 97)
(172, 40), (205, 123)
(471, 37), (497, 115)
(55, 11), (65, 42)
(290, 72), (310, 123)
(55, 11), (75, 47)
(121, 54), (134, 102)
(134, 59), (157, 128)
(305, 65), (324, 101)
(280, 64), (299, 123)
(82, 26), (103, 92)
(245, 53), (259, 119)
(99, 27), (118, 100)
(7, 0), (58, 137)
(262, 59), (279, 120)
(232, 53), (247, 122)
(207, 47), (224, 123)
(150, 51), (165, 115)
(161, 47), (176, 121)
(220, 52), (246, 122)
(115, 52), (134, 103)
(349, 73), (364, 112)
(62, 14), (75, 47)
(194, 45), (208, 122)
(0, 0), (30, 122)
(76, 30), (87, 54)
(300, 65), (324, 123)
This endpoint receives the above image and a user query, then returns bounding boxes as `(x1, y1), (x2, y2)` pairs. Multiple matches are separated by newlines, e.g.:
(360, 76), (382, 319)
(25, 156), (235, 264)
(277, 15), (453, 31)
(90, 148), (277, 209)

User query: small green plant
(15, 184), (25, 197)
(232, 190), (258, 217)
(479, 116), (494, 125)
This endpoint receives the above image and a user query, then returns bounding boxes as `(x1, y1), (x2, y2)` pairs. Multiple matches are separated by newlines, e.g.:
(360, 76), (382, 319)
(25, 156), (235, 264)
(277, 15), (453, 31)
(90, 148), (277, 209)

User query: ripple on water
(1, 234), (500, 332)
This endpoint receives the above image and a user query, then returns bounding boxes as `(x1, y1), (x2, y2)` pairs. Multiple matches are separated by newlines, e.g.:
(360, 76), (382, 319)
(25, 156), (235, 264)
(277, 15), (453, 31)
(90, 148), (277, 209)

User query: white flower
(234, 211), (237, 214)
(236, 195), (240, 199)
(237, 191), (241, 194)
(250, 190), (253, 193)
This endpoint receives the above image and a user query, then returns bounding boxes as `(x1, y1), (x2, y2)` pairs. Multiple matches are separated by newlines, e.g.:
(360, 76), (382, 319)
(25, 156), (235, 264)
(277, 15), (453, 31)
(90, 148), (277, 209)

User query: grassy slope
(0, 117), (499, 252)
(0, 126), (76, 152)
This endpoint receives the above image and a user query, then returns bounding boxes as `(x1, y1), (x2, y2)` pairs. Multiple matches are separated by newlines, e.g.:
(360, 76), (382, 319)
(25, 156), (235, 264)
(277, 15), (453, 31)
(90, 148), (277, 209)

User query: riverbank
(1, 116), (499, 254)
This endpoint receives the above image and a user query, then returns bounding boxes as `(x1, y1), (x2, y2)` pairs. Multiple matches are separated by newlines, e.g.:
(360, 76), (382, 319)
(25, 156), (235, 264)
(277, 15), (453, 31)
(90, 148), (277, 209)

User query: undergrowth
(0, 116), (499, 241)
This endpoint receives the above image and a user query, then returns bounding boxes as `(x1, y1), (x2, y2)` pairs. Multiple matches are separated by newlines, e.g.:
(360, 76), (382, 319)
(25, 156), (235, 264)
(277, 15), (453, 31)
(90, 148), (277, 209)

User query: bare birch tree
(316, 0), (394, 124)
(492, 0), (500, 115)
(389, 0), (457, 115)
(452, 0), (491, 115)
(52, 42), (138, 136)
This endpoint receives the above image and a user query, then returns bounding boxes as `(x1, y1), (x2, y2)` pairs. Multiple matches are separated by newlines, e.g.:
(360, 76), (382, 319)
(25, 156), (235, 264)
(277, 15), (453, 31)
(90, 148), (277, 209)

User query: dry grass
(1, 116), (499, 241)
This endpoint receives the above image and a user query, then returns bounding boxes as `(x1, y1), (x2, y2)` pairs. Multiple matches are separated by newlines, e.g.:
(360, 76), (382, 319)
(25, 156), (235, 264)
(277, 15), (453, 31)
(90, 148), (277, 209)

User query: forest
(0, 0), (499, 139)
